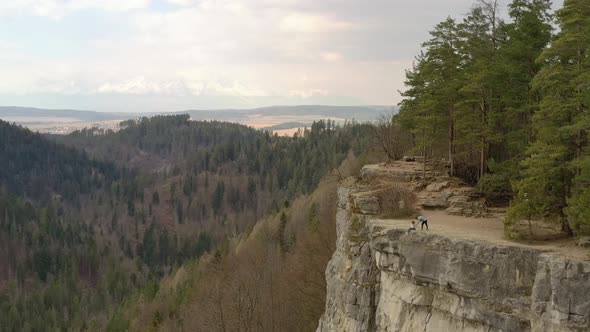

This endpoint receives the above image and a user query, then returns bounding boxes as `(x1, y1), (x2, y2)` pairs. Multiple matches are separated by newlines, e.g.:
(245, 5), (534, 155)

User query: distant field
(17, 120), (123, 134)
(2, 116), (81, 124)
(243, 114), (342, 129)
(271, 128), (304, 136)
(1, 105), (391, 135)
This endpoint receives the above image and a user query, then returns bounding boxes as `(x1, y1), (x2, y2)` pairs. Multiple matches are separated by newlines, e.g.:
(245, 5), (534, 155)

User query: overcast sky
(0, 0), (564, 112)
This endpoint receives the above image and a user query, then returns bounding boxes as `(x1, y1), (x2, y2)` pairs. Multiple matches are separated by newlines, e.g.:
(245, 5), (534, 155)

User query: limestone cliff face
(317, 164), (590, 332)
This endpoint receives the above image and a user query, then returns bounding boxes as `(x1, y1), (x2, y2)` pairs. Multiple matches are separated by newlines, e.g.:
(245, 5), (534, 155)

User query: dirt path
(372, 210), (590, 261)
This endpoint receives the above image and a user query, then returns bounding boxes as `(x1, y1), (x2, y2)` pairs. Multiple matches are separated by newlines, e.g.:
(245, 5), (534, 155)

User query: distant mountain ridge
(0, 106), (134, 122)
(2, 105), (392, 120)
(0, 105), (394, 134)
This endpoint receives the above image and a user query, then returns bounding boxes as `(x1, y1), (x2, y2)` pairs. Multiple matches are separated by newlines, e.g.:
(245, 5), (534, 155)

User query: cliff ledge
(318, 162), (590, 332)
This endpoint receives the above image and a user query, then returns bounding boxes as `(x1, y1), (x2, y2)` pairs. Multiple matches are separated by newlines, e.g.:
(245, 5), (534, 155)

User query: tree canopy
(397, 0), (589, 235)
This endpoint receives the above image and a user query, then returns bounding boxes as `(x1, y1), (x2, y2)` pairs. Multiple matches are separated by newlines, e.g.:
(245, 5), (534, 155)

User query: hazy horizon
(1, 0), (563, 112)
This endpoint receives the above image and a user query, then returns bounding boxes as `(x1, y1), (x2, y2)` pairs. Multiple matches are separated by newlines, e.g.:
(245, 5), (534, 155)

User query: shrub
(377, 185), (416, 218)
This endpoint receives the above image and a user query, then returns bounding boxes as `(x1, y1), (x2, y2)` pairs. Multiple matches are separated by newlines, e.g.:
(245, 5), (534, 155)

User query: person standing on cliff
(418, 215), (428, 230)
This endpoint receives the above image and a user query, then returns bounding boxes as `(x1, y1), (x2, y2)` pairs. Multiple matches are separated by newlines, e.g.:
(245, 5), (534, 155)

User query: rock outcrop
(317, 163), (590, 332)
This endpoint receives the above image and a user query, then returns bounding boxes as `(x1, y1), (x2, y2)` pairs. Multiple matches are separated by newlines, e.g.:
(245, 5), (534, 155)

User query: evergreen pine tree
(510, 0), (590, 235)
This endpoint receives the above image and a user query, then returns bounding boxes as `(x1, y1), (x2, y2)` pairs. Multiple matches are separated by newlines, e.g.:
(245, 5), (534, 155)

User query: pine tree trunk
(480, 140), (485, 179)
(422, 138), (427, 179)
(561, 217), (573, 237)
(480, 97), (487, 179)
(561, 179), (574, 237)
(448, 113), (455, 176)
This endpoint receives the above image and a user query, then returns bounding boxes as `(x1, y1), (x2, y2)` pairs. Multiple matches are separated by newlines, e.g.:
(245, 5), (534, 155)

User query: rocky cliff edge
(317, 162), (590, 332)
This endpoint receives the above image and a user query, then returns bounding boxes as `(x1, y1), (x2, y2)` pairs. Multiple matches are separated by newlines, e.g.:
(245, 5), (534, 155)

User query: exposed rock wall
(317, 165), (590, 332)
(317, 178), (380, 331)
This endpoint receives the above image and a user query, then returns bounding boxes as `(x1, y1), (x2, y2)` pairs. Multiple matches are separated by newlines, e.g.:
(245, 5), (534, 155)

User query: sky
(0, 0), (564, 112)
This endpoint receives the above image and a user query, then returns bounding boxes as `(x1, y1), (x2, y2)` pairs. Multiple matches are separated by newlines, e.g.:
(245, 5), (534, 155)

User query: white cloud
(95, 76), (267, 98)
(321, 52), (343, 62)
(0, 40), (17, 59)
(165, 0), (196, 6)
(288, 89), (328, 99)
(0, 0), (150, 18)
(3, 0), (504, 110)
(203, 80), (267, 97)
(279, 13), (356, 33)
(97, 76), (162, 95)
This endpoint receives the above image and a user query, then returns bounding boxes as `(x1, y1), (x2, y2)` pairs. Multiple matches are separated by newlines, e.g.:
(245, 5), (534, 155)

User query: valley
(1, 0), (589, 331)
(0, 115), (374, 331)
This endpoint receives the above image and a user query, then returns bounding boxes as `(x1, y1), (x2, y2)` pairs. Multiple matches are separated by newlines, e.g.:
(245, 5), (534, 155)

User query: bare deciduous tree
(369, 112), (411, 161)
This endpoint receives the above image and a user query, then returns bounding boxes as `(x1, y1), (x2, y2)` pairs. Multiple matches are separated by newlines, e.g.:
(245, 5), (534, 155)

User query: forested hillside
(55, 115), (370, 237)
(0, 121), (140, 331)
(111, 165), (364, 331)
(58, 115), (362, 197)
(395, 0), (590, 236)
(0, 115), (373, 331)
(1, 0), (588, 331)
(0, 120), (121, 202)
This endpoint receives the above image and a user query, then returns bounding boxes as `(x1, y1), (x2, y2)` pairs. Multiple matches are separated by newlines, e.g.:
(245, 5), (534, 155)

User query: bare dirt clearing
(372, 210), (590, 260)
(360, 160), (590, 261)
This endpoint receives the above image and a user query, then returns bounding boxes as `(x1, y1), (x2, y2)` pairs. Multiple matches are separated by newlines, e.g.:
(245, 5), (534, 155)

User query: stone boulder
(577, 237), (590, 248)
(421, 191), (453, 209)
(425, 180), (449, 192)
(352, 194), (380, 215)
